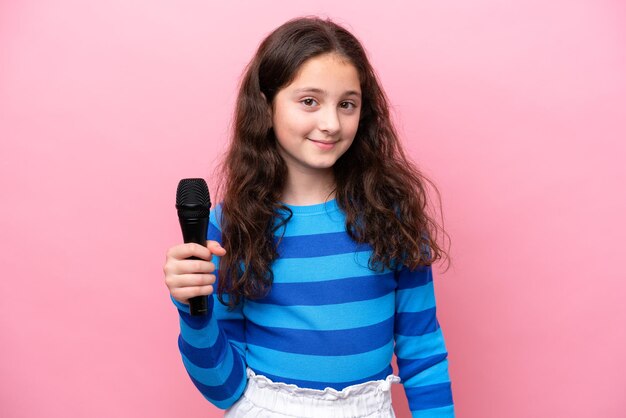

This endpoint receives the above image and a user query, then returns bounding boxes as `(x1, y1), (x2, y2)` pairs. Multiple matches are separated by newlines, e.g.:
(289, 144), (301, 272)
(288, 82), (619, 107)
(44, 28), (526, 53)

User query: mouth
(307, 138), (339, 145)
(308, 138), (339, 150)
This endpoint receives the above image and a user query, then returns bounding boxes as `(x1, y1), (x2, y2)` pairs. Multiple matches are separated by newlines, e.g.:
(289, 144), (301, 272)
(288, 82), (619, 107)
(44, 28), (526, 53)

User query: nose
(317, 106), (341, 136)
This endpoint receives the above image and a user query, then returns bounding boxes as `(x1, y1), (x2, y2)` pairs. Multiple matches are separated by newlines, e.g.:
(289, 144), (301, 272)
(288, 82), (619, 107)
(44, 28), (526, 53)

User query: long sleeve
(171, 207), (248, 409)
(394, 264), (455, 417)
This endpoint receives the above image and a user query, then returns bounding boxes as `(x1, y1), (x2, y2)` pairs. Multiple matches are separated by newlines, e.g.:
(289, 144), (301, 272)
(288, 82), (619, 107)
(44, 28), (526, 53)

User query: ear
(261, 92), (272, 127)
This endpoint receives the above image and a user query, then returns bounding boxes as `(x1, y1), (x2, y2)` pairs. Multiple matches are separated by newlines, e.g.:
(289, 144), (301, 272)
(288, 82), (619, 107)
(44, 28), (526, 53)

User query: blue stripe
(187, 352), (245, 402)
(276, 231), (370, 258)
(396, 265), (432, 290)
(405, 382), (453, 410)
(246, 340), (394, 382)
(209, 206), (223, 232)
(180, 342), (235, 386)
(271, 251), (385, 283)
(400, 359), (451, 388)
(274, 206), (344, 237)
(207, 221), (221, 242)
(212, 295), (242, 320)
(246, 316), (394, 355)
(395, 308), (439, 336)
(396, 281), (436, 313)
(208, 379), (247, 410)
(255, 272), (396, 305)
(397, 353), (449, 383)
(244, 292), (395, 330)
(219, 318), (245, 343)
(178, 331), (228, 368)
(179, 317), (219, 348)
(411, 405), (455, 417)
(178, 297), (215, 330)
(250, 364), (394, 391)
(394, 328), (447, 360)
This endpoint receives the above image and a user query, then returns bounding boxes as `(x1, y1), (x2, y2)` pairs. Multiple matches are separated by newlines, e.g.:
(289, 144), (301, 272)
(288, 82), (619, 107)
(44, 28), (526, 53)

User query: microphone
(176, 178), (211, 316)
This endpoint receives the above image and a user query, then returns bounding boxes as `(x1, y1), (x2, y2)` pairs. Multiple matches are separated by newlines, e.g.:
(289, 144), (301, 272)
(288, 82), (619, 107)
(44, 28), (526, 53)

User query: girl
(164, 16), (454, 418)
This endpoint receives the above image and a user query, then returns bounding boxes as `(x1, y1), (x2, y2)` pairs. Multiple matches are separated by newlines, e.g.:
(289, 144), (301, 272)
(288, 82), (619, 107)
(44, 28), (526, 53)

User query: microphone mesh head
(176, 178), (211, 218)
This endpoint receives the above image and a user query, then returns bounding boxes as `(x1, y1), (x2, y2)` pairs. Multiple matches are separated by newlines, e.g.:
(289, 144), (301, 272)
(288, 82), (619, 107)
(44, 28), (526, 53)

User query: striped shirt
(172, 199), (454, 417)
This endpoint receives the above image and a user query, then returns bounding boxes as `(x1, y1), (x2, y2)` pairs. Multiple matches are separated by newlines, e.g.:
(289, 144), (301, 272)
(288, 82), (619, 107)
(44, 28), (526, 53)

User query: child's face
(270, 53), (361, 179)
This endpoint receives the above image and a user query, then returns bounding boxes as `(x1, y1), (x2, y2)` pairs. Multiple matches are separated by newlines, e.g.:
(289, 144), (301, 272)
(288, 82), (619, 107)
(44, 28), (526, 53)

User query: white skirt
(225, 368), (401, 418)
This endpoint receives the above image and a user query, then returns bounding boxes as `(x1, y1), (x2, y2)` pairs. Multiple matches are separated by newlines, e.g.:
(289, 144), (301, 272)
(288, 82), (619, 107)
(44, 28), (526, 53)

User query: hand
(163, 240), (227, 305)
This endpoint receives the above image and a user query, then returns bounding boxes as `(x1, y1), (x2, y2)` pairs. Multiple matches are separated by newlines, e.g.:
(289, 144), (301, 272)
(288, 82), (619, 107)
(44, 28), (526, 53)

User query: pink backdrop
(1, 1), (625, 417)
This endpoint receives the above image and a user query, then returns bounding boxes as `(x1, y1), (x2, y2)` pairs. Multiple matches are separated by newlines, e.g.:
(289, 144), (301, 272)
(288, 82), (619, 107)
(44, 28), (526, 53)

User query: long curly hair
(215, 16), (450, 308)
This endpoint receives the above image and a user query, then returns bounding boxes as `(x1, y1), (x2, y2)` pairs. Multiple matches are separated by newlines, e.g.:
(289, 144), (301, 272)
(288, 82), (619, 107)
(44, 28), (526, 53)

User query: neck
(281, 168), (336, 206)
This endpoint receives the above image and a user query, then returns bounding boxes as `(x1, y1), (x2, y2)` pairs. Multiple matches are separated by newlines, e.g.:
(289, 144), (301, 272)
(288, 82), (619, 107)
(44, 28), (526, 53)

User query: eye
(340, 101), (357, 110)
(301, 98), (318, 107)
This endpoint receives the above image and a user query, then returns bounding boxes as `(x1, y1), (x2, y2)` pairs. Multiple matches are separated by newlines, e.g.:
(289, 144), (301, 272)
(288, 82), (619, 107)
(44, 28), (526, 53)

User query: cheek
(344, 116), (361, 138)
(291, 112), (316, 134)
(274, 109), (311, 137)
(343, 137), (356, 152)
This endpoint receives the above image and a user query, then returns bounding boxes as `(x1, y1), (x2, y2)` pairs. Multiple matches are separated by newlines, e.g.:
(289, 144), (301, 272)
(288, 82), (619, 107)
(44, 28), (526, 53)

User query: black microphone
(176, 178), (211, 316)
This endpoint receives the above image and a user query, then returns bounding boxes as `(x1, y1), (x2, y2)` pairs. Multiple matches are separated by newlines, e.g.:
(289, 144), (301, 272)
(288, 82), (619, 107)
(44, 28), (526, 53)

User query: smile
(308, 138), (339, 150)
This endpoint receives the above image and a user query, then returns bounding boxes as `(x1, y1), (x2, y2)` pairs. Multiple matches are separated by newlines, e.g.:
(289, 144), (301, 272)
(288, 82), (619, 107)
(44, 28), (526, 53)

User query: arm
(394, 264), (455, 417)
(171, 207), (248, 409)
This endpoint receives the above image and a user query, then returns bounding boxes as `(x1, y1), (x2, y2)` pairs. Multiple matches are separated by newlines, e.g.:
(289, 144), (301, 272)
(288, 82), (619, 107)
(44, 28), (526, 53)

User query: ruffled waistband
(235, 367), (401, 417)
(246, 368), (401, 401)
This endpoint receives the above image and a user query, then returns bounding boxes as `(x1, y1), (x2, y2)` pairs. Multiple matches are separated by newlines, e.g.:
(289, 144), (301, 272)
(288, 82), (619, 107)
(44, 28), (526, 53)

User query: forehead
(286, 53), (361, 93)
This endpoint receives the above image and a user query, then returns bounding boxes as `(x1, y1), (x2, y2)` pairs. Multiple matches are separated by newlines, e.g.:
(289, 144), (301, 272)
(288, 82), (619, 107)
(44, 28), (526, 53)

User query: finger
(171, 285), (215, 302)
(168, 243), (212, 261)
(206, 240), (227, 256)
(168, 274), (216, 288)
(175, 259), (216, 274)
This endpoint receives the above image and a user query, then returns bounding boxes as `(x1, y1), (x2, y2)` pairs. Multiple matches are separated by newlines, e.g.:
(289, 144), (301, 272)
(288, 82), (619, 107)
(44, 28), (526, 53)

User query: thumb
(206, 240), (227, 256)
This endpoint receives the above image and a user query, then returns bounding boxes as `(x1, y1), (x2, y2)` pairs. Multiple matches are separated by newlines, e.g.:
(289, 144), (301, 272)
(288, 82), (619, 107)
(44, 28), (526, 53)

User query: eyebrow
(293, 87), (361, 98)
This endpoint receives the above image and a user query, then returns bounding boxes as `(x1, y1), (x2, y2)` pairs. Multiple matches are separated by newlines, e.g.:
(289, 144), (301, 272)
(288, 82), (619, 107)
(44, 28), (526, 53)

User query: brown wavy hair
(215, 16), (450, 308)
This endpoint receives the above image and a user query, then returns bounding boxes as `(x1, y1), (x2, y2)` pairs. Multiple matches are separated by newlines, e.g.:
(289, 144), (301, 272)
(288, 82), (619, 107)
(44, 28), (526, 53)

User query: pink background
(1, 1), (625, 417)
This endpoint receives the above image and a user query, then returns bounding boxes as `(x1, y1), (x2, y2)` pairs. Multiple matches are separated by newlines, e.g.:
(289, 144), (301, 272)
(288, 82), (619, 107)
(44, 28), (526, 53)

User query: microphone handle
(179, 217), (210, 316)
